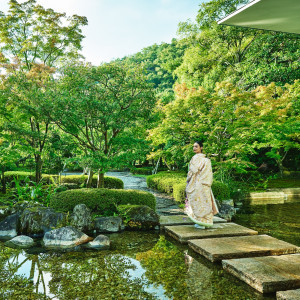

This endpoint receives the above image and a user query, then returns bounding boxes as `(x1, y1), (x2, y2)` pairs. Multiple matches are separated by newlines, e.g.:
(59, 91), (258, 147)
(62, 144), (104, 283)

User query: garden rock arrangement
(94, 216), (124, 233)
(118, 204), (160, 230)
(5, 235), (35, 248)
(43, 226), (93, 249)
(70, 203), (93, 233)
(0, 200), (159, 251)
(20, 206), (65, 237)
(216, 200), (236, 221)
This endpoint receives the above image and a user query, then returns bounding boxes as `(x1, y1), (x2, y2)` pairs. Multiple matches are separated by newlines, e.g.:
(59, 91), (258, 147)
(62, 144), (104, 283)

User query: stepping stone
(188, 235), (300, 262)
(277, 288), (300, 300)
(222, 254), (300, 294)
(164, 223), (257, 244)
(159, 215), (226, 227)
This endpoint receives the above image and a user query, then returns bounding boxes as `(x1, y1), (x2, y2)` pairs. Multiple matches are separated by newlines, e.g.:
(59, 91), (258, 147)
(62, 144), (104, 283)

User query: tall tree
(0, 0), (87, 182)
(46, 62), (155, 187)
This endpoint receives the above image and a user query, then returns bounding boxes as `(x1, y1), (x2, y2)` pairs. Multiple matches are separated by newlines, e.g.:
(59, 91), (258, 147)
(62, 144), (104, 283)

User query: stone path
(223, 254), (300, 294)
(159, 214), (226, 228)
(188, 235), (300, 262)
(165, 223), (258, 244)
(277, 288), (300, 300)
(105, 171), (300, 296)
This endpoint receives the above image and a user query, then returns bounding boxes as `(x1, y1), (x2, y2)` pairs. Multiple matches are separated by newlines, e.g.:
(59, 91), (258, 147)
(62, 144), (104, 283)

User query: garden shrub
(4, 171), (58, 185)
(147, 172), (230, 203)
(211, 181), (230, 201)
(50, 188), (156, 214)
(130, 167), (153, 175)
(60, 175), (124, 189)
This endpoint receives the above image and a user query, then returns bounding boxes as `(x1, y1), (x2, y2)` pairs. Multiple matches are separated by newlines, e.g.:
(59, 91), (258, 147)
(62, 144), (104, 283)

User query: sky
(0, 0), (204, 65)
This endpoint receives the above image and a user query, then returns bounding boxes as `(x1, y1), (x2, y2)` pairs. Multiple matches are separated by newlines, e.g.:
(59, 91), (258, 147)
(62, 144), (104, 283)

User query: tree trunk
(1, 167), (6, 194)
(35, 154), (43, 183)
(97, 171), (104, 188)
(86, 169), (94, 188)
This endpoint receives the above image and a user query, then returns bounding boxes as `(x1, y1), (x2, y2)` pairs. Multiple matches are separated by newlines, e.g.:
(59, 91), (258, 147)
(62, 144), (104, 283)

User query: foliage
(130, 167), (153, 175)
(147, 171), (230, 202)
(50, 188), (156, 214)
(0, 0), (87, 183)
(60, 175), (124, 189)
(176, 0), (300, 90)
(148, 81), (300, 178)
(44, 61), (155, 187)
(4, 171), (57, 185)
(11, 177), (57, 206)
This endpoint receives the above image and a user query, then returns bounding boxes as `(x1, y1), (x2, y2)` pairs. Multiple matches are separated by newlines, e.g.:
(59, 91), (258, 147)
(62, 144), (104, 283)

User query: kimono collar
(196, 153), (206, 157)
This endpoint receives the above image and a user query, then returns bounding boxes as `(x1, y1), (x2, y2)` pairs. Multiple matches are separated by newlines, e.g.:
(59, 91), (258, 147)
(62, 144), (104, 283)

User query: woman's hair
(195, 140), (203, 148)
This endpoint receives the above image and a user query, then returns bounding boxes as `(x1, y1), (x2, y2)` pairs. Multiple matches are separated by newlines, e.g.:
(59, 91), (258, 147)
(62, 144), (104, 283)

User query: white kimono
(185, 153), (219, 226)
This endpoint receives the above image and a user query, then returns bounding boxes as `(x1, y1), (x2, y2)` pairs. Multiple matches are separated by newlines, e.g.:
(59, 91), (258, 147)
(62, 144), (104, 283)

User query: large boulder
(70, 204), (92, 233)
(83, 234), (110, 250)
(11, 201), (44, 216)
(43, 226), (92, 249)
(0, 206), (12, 222)
(0, 214), (19, 240)
(118, 205), (159, 230)
(217, 203), (236, 221)
(94, 216), (124, 233)
(5, 235), (35, 249)
(19, 206), (65, 237)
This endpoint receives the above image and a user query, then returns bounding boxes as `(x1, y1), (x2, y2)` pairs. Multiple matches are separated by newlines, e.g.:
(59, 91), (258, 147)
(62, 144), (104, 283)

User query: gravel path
(105, 171), (184, 216)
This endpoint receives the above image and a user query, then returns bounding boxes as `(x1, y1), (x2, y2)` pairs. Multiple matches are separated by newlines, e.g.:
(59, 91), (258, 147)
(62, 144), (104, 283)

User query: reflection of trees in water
(136, 236), (189, 299)
(0, 245), (50, 299)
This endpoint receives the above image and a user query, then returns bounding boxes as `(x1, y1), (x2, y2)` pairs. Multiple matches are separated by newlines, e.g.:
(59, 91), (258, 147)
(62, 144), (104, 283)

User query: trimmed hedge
(50, 188), (156, 213)
(130, 167), (153, 175)
(60, 175), (124, 189)
(147, 172), (230, 202)
(4, 171), (58, 185)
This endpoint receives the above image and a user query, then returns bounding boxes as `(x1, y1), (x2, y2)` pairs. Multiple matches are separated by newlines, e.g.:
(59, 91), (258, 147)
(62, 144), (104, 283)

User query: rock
(277, 288), (300, 300)
(70, 204), (92, 233)
(217, 203), (236, 221)
(43, 226), (92, 249)
(83, 234), (110, 250)
(118, 205), (159, 230)
(94, 216), (124, 233)
(0, 205), (12, 222)
(11, 201), (44, 216)
(221, 199), (234, 206)
(20, 207), (65, 237)
(0, 214), (19, 240)
(5, 235), (35, 249)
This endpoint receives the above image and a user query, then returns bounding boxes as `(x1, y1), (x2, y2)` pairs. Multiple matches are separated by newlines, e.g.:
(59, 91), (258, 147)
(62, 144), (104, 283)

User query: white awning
(218, 0), (300, 34)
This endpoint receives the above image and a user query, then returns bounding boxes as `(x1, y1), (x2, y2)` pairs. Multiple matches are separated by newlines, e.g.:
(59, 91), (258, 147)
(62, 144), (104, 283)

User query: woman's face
(193, 143), (202, 153)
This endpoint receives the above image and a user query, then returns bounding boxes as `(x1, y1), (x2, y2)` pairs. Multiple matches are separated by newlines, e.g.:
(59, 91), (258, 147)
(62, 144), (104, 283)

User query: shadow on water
(0, 230), (276, 300)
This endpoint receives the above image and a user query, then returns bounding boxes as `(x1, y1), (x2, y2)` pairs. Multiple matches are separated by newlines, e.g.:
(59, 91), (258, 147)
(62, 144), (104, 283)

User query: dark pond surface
(234, 201), (300, 247)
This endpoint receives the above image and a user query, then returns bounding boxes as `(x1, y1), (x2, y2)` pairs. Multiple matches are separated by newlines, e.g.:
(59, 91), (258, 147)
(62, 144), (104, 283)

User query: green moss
(50, 188), (156, 214)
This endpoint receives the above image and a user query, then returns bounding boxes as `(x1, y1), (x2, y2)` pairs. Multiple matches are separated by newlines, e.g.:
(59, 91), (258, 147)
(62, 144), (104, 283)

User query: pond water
(0, 230), (275, 300)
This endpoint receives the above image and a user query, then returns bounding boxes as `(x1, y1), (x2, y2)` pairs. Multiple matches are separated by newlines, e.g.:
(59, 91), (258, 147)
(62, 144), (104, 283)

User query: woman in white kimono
(185, 141), (219, 229)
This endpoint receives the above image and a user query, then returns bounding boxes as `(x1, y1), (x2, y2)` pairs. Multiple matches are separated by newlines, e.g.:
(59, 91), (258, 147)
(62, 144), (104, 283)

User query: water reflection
(1, 232), (276, 300)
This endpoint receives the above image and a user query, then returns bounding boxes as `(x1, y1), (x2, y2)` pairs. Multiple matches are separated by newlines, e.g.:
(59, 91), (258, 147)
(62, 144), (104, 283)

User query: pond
(1, 230), (275, 300)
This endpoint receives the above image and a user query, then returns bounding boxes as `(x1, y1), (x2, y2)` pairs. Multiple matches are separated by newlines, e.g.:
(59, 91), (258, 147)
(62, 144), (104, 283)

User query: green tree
(0, 0), (87, 182)
(46, 62), (155, 187)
